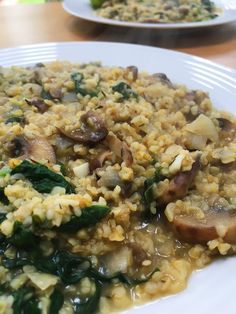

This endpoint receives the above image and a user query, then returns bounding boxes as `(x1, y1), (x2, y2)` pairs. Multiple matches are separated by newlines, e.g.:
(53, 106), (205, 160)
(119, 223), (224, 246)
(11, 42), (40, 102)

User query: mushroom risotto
(0, 61), (235, 314)
(91, 0), (219, 24)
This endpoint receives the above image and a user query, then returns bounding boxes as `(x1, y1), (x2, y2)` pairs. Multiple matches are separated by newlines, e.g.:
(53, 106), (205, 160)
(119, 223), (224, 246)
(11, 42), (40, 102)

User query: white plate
(0, 41), (236, 314)
(63, 0), (236, 29)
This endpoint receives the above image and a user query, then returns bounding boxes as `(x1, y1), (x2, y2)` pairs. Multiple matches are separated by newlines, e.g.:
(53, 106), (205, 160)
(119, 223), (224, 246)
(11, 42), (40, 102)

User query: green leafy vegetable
(0, 213), (6, 224)
(90, 0), (106, 9)
(11, 160), (75, 194)
(49, 289), (64, 314)
(2, 247), (159, 314)
(8, 221), (38, 249)
(71, 72), (98, 97)
(73, 281), (101, 314)
(12, 287), (41, 314)
(5, 116), (25, 125)
(57, 205), (110, 232)
(143, 168), (164, 210)
(0, 187), (9, 205)
(0, 166), (11, 177)
(112, 82), (138, 100)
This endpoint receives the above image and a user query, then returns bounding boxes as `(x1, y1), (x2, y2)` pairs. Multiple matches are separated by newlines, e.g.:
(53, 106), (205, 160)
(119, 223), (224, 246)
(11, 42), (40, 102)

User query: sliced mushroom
(125, 66), (138, 82)
(8, 135), (56, 164)
(147, 73), (174, 88)
(106, 134), (133, 166)
(60, 111), (108, 145)
(89, 150), (113, 172)
(25, 98), (49, 113)
(158, 157), (200, 205)
(217, 118), (236, 132)
(171, 209), (236, 244)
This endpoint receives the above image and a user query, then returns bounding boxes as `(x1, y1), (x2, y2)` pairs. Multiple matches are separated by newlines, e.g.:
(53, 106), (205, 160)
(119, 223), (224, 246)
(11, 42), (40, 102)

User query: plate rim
(0, 40), (236, 76)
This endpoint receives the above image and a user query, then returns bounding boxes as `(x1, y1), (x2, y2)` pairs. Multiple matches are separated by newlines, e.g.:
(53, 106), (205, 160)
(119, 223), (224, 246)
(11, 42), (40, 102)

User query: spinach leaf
(143, 168), (164, 210)
(0, 187), (9, 205)
(5, 116), (25, 125)
(90, 0), (106, 9)
(112, 82), (138, 100)
(49, 289), (64, 314)
(202, 0), (214, 11)
(71, 72), (98, 97)
(12, 287), (41, 314)
(0, 166), (11, 177)
(11, 160), (75, 194)
(8, 221), (38, 249)
(57, 205), (110, 232)
(0, 213), (6, 224)
(73, 281), (101, 314)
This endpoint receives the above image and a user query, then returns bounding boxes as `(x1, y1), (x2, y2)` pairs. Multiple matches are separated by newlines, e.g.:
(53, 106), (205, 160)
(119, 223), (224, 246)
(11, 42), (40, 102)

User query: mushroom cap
(171, 210), (236, 244)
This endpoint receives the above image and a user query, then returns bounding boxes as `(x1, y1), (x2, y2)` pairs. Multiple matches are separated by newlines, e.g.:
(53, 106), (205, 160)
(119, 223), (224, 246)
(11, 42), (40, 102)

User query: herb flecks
(71, 72), (98, 97)
(143, 167), (164, 210)
(112, 82), (138, 100)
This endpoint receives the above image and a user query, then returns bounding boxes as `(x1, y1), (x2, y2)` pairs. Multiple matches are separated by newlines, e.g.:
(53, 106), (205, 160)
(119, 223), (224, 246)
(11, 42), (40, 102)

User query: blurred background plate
(63, 0), (236, 29)
(0, 41), (236, 314)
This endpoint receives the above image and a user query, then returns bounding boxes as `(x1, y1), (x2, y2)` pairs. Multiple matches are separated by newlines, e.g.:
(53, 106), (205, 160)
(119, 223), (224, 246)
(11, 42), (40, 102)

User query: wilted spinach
(12, 287), (41, 314)
(49, 289), (64, 314)
(3, 248), (159, 314)
(11, 160), (75, 194)
(112, 82), (138, 100)
(5, 116), (25, 125)
(0, 187), (9, 205)
(71, 72), (98, 97)
(143, 168), (164, 210)
(57, 205), (110, 232)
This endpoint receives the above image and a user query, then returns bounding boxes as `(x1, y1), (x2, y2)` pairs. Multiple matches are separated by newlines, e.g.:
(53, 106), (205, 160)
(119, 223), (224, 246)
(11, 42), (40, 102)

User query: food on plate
(91, 0), (219, 23)
(0, 60), (235, 313)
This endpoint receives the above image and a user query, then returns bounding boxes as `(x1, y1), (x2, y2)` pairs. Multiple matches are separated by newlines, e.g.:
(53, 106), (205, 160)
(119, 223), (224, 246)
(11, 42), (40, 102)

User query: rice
(0, 60), (235, 313)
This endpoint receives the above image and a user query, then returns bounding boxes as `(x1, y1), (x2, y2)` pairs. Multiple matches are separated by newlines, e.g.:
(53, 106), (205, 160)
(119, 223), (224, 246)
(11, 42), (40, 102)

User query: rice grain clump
(0, 61), (236, 313)
(92, 0), (219, 23)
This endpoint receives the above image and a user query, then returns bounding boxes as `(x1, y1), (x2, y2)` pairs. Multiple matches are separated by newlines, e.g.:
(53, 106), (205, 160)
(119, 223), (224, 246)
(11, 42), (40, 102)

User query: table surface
(0, 2), (236, 69)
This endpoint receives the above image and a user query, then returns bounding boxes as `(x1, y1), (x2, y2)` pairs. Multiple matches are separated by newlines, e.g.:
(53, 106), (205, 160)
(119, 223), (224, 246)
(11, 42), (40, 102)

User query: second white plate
(63, 0), (236, 29)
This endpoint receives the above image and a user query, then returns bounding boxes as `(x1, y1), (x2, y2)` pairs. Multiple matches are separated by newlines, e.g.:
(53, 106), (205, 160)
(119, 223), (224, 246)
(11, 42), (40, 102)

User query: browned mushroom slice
(147, 73), (174, 88)
(25, 98), (49, 113)
(217, 118), (236, 132)
(158, 157), (200, 205)
(89, 150), (113, 172)
(28, 138), (56, 164)
(60, 110), (108, 145)
(171, 210), (236, 244)
(125, 66), (138, 82)
(106, 134), (133, 166)
(8, 135), (56, 164)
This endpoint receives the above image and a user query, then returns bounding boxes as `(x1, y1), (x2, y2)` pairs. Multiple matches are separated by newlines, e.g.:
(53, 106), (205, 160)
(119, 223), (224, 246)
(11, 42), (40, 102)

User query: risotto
(0, 61), (235, 314)
(91, 0), (219, 24)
